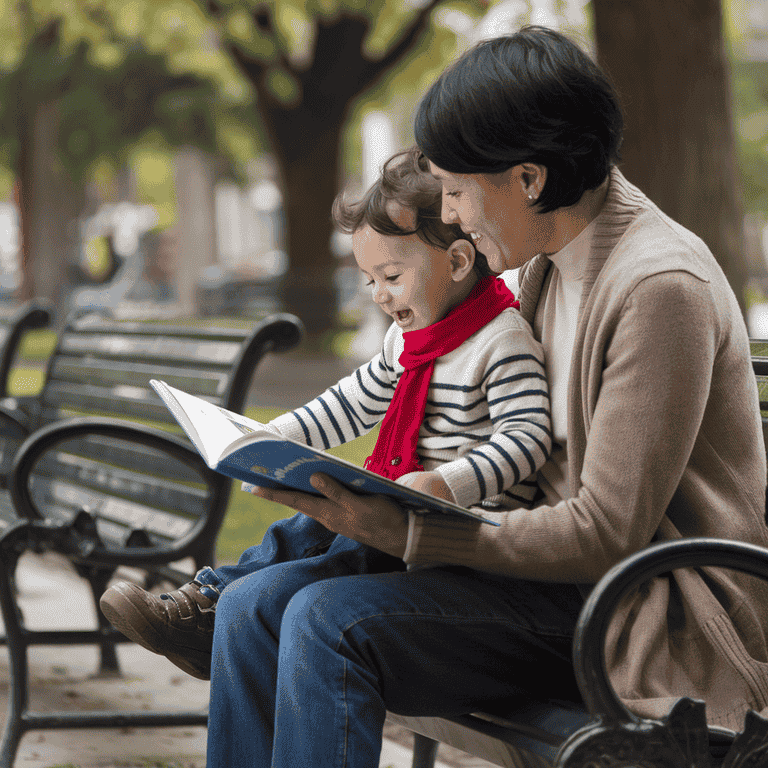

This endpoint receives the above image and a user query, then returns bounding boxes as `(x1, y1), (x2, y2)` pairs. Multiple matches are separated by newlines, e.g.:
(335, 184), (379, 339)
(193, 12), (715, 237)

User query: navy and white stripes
(269, 308), (551, 509)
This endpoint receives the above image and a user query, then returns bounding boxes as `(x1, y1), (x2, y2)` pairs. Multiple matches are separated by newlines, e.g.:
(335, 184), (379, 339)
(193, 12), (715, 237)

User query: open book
(150, 380), (498, 525)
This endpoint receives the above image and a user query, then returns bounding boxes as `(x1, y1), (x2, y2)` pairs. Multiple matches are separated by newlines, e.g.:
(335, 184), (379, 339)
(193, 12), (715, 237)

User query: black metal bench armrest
(224, 313), (304, 413)
(0, 397), (36, 435)
(7, 415), (227, 568)
(0, 300), (52, 399)
(572, 537), (768, 722)
(556, 538), (768, 768)
(0, 400), (33, 495)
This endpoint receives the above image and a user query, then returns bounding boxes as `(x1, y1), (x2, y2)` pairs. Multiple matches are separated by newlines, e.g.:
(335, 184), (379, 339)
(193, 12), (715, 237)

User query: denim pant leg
(194, 511), (399, 600)
(208, 563), (582, 768)
(206, 530), (406, 767)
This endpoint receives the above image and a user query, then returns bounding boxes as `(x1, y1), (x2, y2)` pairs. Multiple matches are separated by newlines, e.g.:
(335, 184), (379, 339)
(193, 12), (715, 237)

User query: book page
(152, 380), (268, 465)
(153, 381), (497, 526)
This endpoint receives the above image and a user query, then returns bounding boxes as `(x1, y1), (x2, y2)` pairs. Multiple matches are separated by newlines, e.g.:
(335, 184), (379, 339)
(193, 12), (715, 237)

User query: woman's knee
(280, 579), (351, 650)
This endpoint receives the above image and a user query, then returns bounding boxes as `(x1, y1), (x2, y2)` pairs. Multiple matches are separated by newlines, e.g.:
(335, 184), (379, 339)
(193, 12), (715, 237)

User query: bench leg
(81, 565), (121, 676)
(0, 545), (29, 768)
(412, 733), (439, 768)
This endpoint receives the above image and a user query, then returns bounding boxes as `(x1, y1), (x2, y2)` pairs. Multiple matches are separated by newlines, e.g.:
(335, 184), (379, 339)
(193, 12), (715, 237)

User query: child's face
(353, 225), (464, 332)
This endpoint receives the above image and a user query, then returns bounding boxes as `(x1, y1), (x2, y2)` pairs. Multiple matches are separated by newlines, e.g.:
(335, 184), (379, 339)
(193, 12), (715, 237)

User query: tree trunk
(256, 61), (350, 338)
(18, 100), (85, 324)
(225, 7), (444, 339)
(592, 0), (748, 314)
(275, 124), (343, 339)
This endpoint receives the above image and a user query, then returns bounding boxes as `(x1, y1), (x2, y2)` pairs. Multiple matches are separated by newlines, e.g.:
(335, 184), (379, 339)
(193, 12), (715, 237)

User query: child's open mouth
(395, 310), (413, 326)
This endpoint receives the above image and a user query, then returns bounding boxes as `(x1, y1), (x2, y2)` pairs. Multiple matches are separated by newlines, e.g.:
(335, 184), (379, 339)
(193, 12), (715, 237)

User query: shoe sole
(100, 584), (212, 681)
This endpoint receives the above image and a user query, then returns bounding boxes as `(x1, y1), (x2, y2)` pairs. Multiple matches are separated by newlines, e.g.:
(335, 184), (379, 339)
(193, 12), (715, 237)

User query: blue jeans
(200, 513), (583, 767)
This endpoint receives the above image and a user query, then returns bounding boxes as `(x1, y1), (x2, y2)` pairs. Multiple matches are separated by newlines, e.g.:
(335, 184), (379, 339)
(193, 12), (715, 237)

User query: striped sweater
(269, 308), (551, 509)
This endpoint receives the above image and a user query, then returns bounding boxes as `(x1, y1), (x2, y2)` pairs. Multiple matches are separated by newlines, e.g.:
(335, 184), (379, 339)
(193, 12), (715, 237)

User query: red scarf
(364, 276), (520, 481)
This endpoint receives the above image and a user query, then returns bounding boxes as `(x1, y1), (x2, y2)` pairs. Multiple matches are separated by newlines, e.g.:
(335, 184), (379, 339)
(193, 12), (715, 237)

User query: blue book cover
(150, 379), (498, 526)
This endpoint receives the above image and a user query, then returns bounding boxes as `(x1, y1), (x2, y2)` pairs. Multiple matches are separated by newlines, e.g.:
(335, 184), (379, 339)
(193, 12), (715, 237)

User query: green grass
(8, 366), (45, 394)
(18, 328), (57, 361)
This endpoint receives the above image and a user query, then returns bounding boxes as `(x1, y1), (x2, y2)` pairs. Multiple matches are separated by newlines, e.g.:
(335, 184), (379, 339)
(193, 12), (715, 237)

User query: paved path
(244, 345), (361, 410)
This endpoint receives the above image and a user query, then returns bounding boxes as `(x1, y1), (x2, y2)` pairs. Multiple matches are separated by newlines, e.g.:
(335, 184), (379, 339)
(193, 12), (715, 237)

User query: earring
(528, 193), (536, 201)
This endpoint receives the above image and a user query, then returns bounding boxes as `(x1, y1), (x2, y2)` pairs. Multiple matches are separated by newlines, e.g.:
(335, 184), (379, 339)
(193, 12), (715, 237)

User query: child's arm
(396, 471), (456, 502)
(265, 323), (399, 450)
(432, 317), (551, 508)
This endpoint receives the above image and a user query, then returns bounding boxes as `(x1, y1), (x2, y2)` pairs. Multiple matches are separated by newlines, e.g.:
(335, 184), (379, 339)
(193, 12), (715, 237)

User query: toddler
(249, 147), (551, 510)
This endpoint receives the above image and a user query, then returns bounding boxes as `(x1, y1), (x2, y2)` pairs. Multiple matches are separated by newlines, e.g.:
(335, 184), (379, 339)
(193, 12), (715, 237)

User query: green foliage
(131, 145), (178, 227)
(0, 0), (261, 186)
(207, 0), (487, 102)
(0, 0), (489, 189)
(732, 57), (768, 217)
(341, 0), (487, 175)
(63, 46), (219, 179)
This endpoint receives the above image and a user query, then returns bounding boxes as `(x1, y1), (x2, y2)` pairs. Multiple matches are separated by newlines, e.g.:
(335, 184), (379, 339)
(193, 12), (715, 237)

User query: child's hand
(396, 471), (456, 503)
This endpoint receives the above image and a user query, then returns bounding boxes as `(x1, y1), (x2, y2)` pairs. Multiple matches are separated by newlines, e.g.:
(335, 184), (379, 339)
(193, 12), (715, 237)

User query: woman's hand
(396, 471), (456, 503)
(248, 474), (409, 559)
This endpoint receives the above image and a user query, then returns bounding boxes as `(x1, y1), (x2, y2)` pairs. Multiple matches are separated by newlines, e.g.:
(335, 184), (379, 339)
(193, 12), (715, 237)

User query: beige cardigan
(403, 167), (768, 730)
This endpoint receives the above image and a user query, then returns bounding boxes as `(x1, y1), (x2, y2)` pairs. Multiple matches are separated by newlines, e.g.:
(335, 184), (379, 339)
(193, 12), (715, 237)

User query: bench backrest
(5, 312), (303, 567)
(32, 313), (282, 428)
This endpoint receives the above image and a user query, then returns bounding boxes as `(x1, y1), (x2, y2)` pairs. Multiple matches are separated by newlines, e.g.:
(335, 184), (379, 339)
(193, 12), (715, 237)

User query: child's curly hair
(332, 147), (494, 278)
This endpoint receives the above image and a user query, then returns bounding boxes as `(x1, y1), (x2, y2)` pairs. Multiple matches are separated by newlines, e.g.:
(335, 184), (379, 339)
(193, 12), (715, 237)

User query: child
(248, 147), (551, 510)
(99, 148), (551, 683)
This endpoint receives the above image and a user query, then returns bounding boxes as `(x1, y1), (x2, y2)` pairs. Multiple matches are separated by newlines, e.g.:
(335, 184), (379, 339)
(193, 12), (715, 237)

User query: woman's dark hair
(414, 25), (623, 213)
(333, 147), (493, 278)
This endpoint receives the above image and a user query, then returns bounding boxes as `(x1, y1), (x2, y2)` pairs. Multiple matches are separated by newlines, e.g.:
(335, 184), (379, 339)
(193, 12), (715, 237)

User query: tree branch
(355, 0), (446, 91)
(250, 4), (294, 74)
(201, 1), (294, 79)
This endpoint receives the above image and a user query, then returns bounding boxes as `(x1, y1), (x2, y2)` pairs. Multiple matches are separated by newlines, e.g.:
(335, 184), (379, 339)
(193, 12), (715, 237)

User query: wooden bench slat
(41, 382), (179, 423)
(48, 358), (230, 397)
(59, 333), (245, 366)
(33, 451), (208, 518)
(34, 479), (196, 540)
(52, 435), (205, 483)
(69, 315), (254, 339)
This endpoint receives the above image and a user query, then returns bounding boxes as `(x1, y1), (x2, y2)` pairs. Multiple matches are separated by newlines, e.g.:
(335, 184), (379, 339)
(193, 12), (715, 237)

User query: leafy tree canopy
(0, 0), (258, 184)
(0, 0), (487, 188)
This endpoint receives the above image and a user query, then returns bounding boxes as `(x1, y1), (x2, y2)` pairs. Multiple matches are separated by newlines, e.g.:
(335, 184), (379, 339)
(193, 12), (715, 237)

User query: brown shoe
(100, 580), (215, 680)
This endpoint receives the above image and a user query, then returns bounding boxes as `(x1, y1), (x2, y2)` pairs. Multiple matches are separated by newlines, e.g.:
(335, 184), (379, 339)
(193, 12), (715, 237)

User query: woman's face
(428, 161), (549, 273)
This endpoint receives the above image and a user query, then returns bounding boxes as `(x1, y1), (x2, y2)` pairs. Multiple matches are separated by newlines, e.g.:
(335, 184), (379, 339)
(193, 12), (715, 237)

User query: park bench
(0, 309), (303, 767)
(0, 329), (766, 768)
(386, 340), (768, 768)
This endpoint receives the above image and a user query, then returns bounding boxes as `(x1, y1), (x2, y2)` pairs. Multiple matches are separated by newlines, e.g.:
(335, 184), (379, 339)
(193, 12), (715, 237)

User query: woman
(258, 22), (768, 739)
(104, 26), (768, 766)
